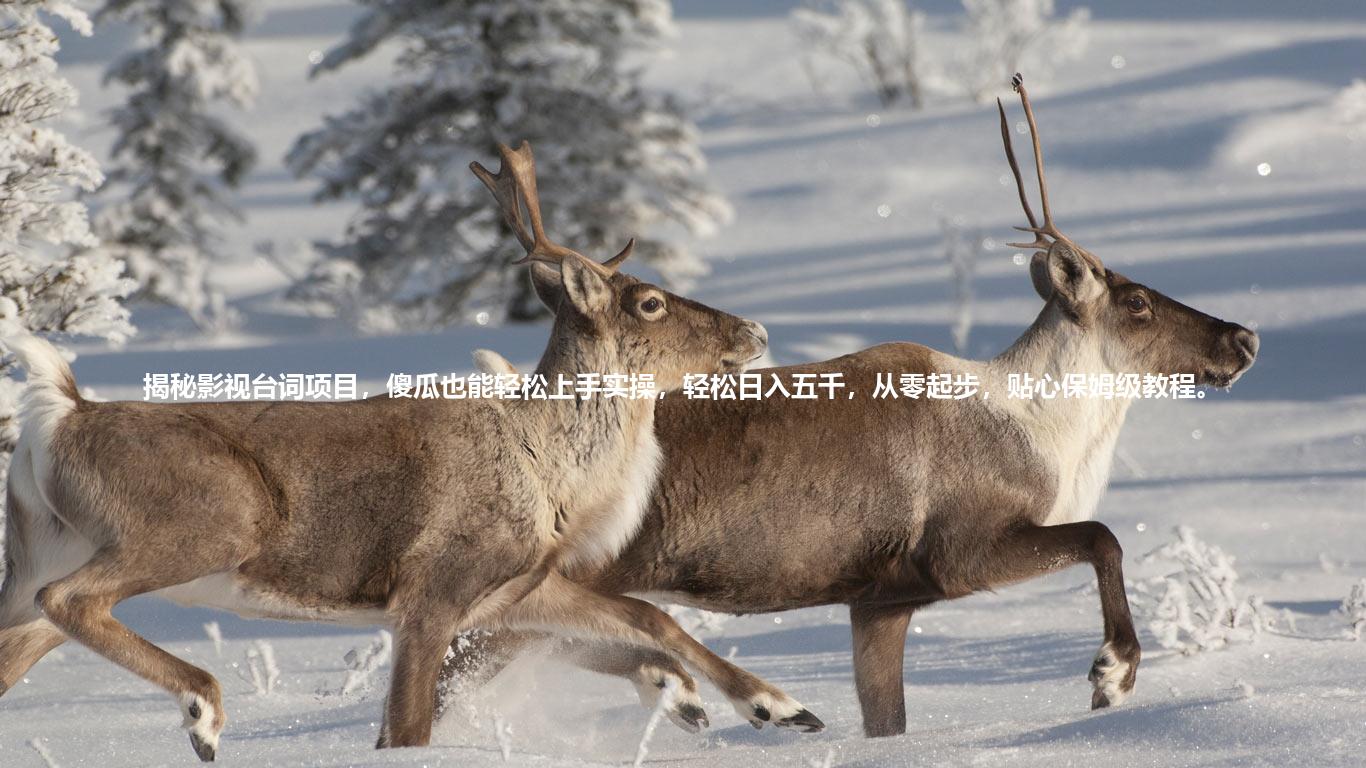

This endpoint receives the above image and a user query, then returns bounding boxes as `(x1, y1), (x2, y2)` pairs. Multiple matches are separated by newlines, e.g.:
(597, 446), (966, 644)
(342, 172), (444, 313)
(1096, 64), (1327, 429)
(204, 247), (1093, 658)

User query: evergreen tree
(288, 0), (730, 329)
(0, 0), (135, 455)
(90, 0), (257, 329)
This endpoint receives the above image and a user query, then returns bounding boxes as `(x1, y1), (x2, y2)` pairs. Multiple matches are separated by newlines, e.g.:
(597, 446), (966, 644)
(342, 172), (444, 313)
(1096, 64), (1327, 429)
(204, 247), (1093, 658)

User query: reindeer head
(471, 143), (767, 390)
(998, 75), (1258, 387)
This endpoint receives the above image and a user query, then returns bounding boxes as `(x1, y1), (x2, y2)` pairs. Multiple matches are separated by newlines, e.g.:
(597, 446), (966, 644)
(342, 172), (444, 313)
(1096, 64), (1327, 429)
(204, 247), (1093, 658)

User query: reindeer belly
(155, 573), (388, 627)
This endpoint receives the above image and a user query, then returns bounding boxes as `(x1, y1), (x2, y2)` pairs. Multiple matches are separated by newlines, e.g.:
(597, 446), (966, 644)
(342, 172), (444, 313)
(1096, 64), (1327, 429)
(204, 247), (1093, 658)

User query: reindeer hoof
(669, 701), (710, 733)
(775, 708), (825, 733)
(732, 691), (817, 731)
(1088, 640), (1138, 710)
(189, 732), (216, 762)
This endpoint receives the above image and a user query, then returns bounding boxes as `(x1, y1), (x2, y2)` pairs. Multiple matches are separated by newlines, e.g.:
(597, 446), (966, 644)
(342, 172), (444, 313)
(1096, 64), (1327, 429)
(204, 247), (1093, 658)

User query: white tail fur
(472, 349), (518, 376)
(3, 333), (79, 440)
(5, 334), (74, 393)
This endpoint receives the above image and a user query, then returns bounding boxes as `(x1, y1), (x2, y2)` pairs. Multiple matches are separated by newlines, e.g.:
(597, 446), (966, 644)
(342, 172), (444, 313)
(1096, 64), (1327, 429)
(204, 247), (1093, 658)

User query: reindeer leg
(555, 639), (709, 733)
(36, 549), (244, 762)
(849, 602), (914, 737)
(436, 629), (708, 733)
(502, 572), (823, 732)
(0, 619), (66, 695)
(437, 628), (538, 709)
(380, 612), (463, 749)
(985, 522), (1140, 709)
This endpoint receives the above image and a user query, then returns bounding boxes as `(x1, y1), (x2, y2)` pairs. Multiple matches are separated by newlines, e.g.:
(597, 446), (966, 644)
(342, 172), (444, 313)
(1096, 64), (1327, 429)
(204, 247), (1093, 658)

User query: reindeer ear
(528, 261), (563, 311)
(560, 254), (612, 317)
(1045, 241), (1103, 309)
(1029, 251), (1053, 301)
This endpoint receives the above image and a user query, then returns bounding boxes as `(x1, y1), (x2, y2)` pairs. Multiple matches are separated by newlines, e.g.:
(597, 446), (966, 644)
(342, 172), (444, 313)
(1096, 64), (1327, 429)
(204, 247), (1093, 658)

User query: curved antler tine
(470, 154), (535, 253)
(998, 97), (1039, 231)
(601, 238), (635, 271)
(1011, 73), (1054, 233)
(474, 140), (591, 267)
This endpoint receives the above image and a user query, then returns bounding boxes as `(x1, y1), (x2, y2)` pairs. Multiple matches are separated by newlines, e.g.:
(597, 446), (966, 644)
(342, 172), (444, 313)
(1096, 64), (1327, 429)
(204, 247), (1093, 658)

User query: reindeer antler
(469, 142), (633, 276)
(997, 73), (1104, 273)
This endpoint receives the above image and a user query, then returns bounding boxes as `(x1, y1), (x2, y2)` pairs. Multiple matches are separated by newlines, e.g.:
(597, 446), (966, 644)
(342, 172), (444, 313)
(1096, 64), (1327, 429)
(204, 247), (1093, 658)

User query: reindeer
(442, 76), (1261, 737)
(0, 142), (825, 762)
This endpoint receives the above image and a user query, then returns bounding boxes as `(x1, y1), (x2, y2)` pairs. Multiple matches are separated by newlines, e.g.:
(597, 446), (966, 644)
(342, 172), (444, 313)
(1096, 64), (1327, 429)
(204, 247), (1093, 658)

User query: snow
(3, 1), (1366, 766)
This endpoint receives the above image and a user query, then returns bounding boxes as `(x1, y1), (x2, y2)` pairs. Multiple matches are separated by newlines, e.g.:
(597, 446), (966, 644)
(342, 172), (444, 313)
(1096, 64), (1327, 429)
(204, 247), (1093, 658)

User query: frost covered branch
(791, 0), (928, 108)
(1130, 526), (1276, 653)
(242, 639), (280, 695)
(339, 630), (392, 695)
(954, 0), (1089, 102)
(0, 0), (134, 466)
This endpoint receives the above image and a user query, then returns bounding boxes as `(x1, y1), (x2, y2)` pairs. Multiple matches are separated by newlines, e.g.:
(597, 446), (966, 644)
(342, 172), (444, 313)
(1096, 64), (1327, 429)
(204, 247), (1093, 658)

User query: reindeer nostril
(1232, 328), (1259, 361)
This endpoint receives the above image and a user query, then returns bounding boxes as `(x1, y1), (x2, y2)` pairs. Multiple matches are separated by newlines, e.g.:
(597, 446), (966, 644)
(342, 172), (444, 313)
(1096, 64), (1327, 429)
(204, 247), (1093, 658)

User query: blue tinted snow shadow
(114, 595), (372, 642)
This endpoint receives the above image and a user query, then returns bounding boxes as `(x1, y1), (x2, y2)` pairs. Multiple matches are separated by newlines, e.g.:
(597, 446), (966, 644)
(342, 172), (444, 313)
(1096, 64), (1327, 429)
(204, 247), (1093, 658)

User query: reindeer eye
(1126, 294), (1149, 314)
(639, 297), (663, 314)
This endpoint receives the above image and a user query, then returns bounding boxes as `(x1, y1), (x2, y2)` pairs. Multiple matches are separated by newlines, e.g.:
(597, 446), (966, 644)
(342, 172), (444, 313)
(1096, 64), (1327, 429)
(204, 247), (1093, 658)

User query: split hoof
(189, 732), (216, 762)
(669, 701), (710, 733)
(775, 708), (825, 733)
(1087, 640), (1138, 710)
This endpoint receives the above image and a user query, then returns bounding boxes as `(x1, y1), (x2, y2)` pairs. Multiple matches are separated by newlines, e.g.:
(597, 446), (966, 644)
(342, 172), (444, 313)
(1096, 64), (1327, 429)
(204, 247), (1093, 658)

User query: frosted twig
(1113, 445), (1146, 479)
(939, 216), (979, 355)
(340, 630), (393, 695)
(633, 677), (679, 768)
(1343, 579), (1366, 640)
(493, 715), (513, 762)
(203, 622), (223, 657)
(1131, 526), (1276, 653)
(29, 738), (61, 768)
(242, 640), (280, 695)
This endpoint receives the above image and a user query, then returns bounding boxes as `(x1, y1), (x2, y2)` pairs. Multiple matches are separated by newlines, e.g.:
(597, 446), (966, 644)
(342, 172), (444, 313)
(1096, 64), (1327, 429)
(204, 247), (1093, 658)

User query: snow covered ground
(5, 1), (1366, 765)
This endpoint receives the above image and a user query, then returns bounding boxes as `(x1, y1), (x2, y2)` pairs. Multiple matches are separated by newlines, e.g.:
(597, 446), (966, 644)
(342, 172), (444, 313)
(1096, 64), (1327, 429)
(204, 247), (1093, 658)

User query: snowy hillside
(4, 1), (1365, 766)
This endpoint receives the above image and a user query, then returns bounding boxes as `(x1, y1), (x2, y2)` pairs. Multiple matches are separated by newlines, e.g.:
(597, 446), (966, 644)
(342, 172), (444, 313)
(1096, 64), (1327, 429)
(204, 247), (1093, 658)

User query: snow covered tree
(791, 0), (928, 108)
(0, 1), (135, 456)
(88, 0), (257, 330)
(287, 0), (730, 329)
(954, 0), (1089, 102)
